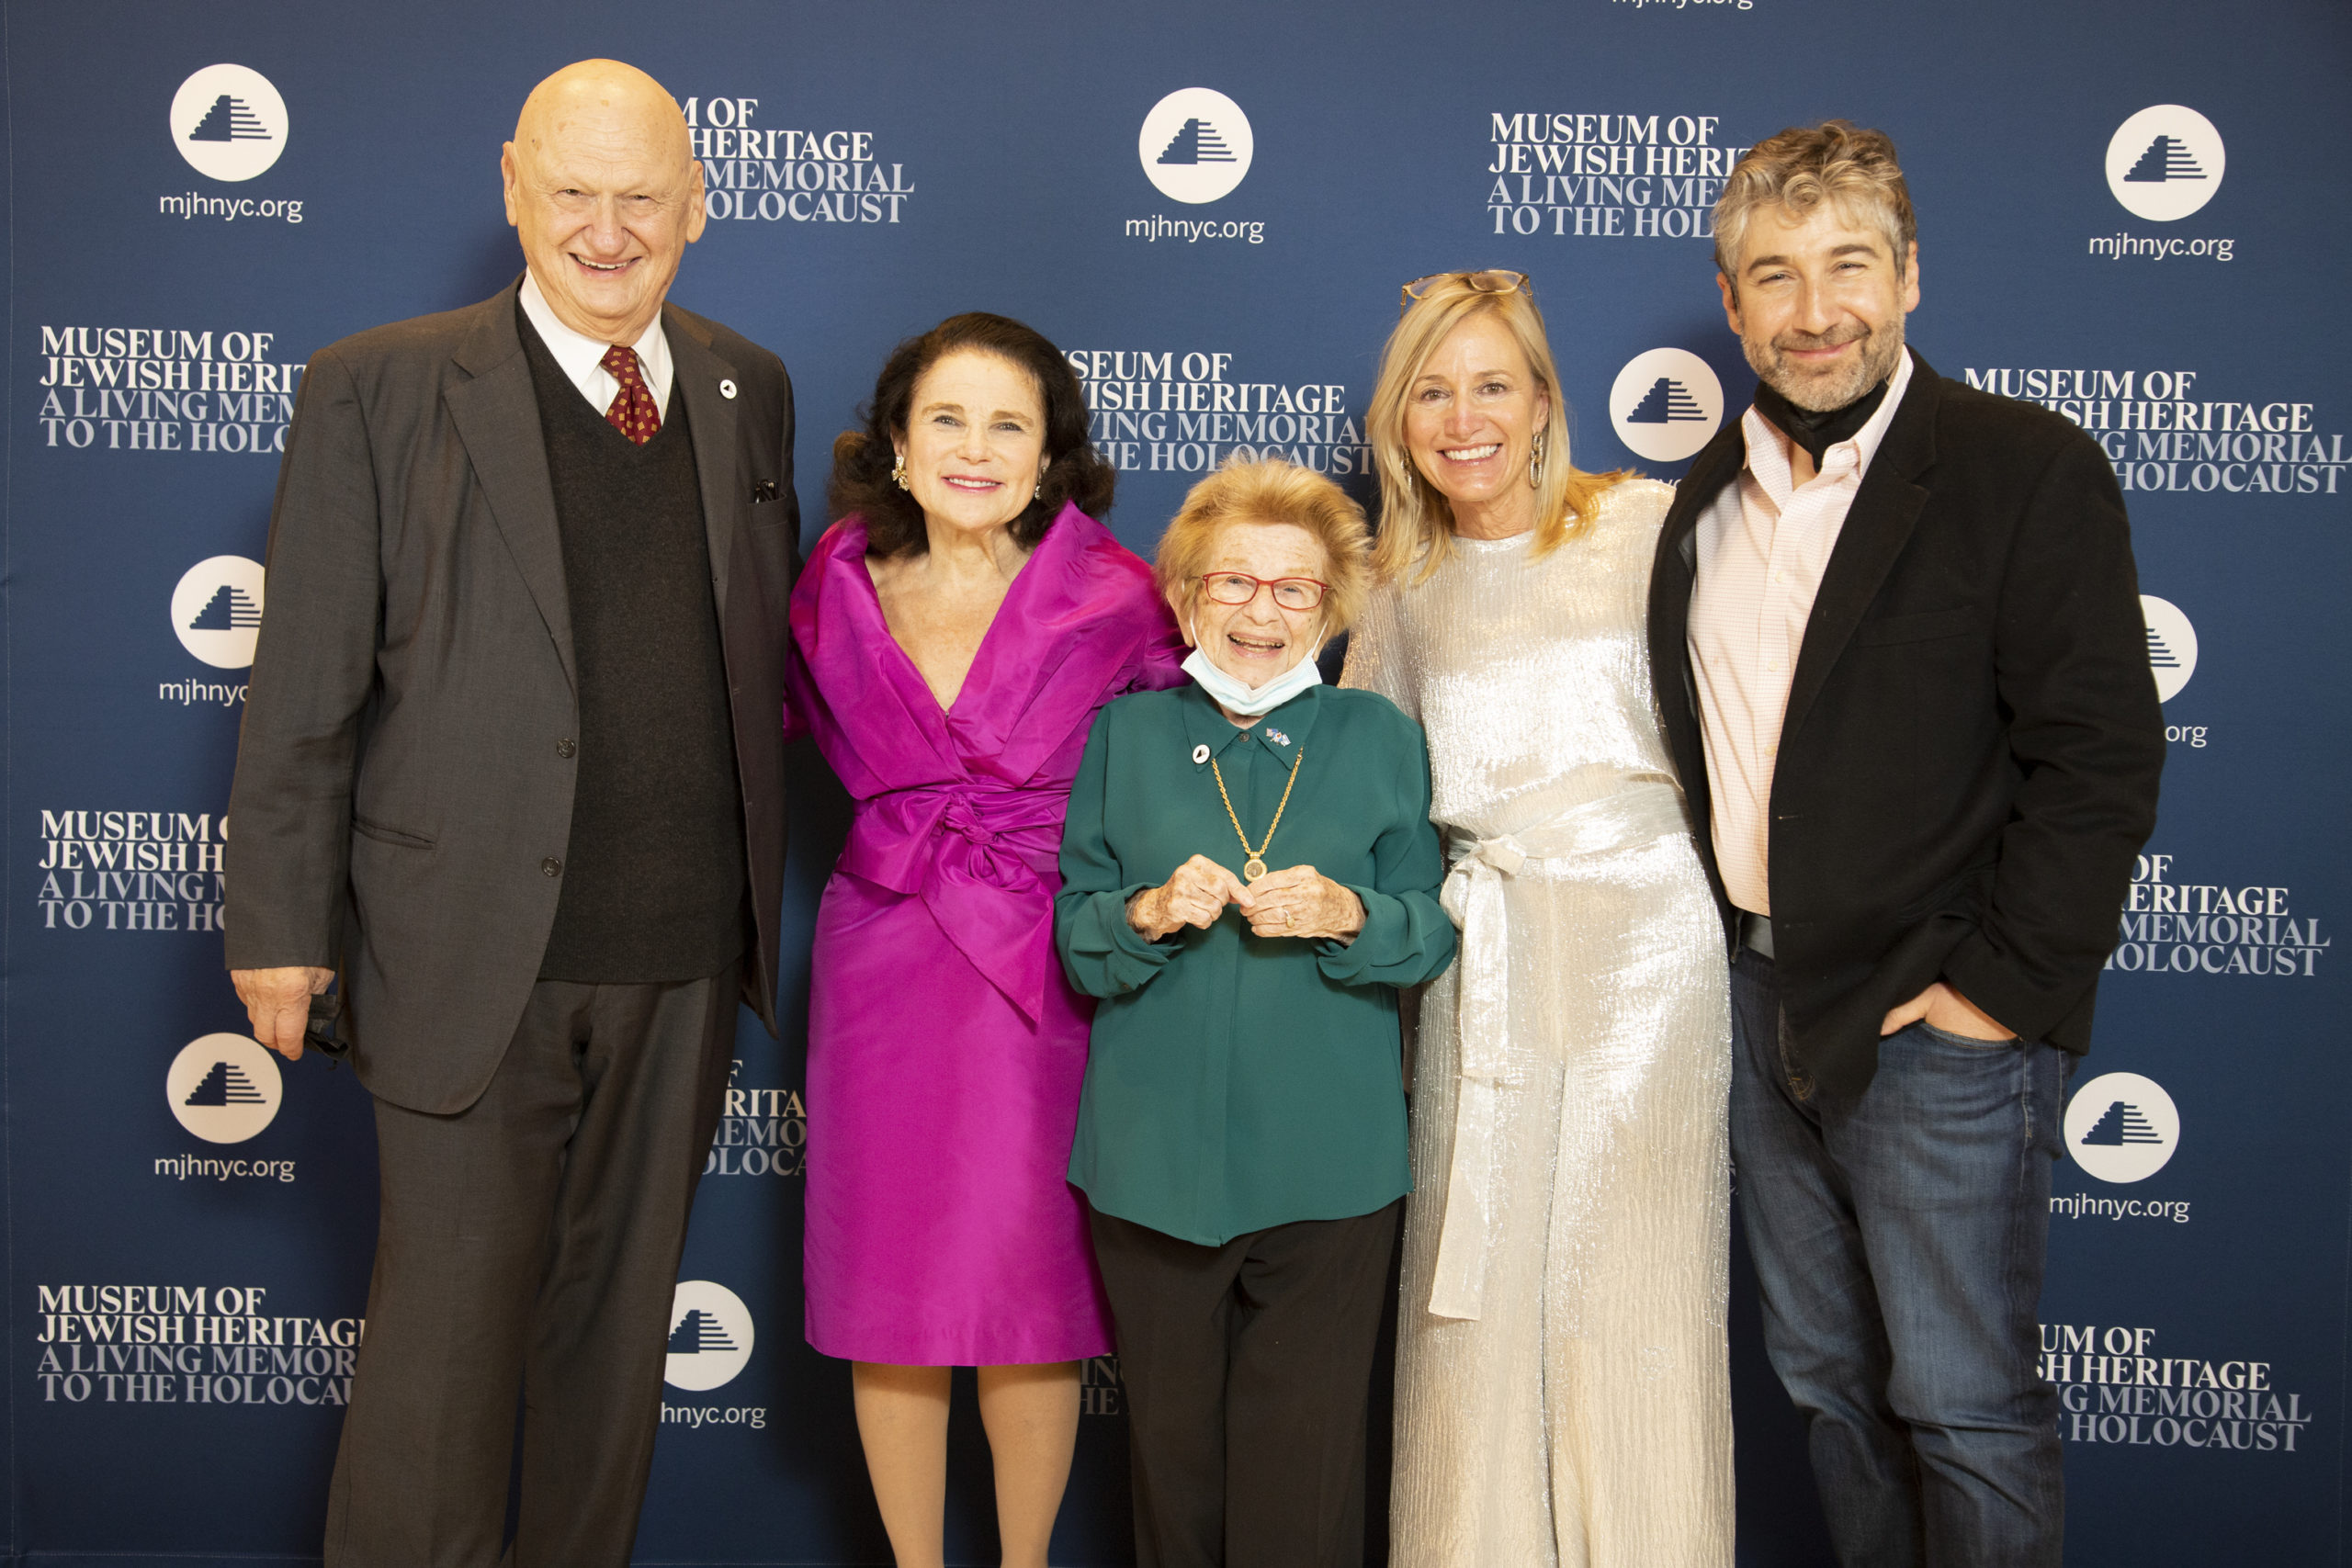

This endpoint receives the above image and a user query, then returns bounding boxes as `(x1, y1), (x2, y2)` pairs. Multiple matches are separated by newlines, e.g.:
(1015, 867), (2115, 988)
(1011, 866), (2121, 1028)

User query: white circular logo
(171, 65), (288, 183)
(2140, 594), (2198, 703)
(1138, 89), (1253, 205)
(166, 1033), (284, 1144)
(173, 556), (266, 669)
(2105, 106), (2223, 222)
(664, 1280), (755, 1391)
(2064, 1071), (2180, 1184)
(1610, 348), (1724, 463)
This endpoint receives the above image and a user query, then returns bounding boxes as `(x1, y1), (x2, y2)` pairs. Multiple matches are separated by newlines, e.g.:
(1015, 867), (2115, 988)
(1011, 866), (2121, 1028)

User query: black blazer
(1648, 353), (2164, 1097)
(225, 280), (800, 1114)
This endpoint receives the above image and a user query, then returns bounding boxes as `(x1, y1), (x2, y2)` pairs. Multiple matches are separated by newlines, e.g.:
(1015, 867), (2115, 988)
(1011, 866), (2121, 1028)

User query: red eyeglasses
(1196, 572), (1329, 611)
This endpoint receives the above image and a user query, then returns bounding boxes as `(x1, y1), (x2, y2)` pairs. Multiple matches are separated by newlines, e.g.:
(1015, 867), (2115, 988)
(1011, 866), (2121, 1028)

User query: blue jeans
(1729, 946), (2068, 1567)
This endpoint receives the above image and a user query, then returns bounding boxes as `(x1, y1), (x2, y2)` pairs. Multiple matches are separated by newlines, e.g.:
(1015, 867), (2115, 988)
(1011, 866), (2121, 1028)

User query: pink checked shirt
(1688, 349), (1915, 916)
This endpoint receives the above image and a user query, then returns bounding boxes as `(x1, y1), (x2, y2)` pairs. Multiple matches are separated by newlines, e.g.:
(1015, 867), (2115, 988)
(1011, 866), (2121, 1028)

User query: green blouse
(1056, 682), (1457, 1247)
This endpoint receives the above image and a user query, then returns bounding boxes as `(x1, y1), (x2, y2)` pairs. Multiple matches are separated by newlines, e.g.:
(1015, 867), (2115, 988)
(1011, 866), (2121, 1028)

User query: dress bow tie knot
(1426, 782), (1693, 1322)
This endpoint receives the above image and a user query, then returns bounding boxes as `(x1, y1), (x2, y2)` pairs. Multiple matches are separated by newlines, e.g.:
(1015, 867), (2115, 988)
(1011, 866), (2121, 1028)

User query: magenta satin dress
(784, 505), (1185, 1364)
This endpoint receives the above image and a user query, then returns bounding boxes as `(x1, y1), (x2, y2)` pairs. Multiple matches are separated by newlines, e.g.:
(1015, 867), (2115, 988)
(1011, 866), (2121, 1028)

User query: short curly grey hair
(1714, 120), (1916, 294)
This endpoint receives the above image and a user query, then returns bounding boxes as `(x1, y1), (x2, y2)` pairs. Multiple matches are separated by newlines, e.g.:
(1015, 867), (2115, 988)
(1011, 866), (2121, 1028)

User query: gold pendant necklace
(1210, 747), (1304, 883)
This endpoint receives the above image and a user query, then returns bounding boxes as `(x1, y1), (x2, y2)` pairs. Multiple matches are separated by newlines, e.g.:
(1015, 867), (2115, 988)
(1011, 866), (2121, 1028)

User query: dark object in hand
(303, 991), (353, 1065)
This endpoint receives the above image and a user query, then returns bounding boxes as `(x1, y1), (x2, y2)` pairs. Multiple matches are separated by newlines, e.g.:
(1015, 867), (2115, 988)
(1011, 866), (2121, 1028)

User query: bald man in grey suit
(225, 61), (797, 1566)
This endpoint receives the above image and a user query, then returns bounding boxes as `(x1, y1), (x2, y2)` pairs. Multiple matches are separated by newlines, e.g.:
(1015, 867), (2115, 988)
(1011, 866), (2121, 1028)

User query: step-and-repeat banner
(7, 1), (2346, 1562)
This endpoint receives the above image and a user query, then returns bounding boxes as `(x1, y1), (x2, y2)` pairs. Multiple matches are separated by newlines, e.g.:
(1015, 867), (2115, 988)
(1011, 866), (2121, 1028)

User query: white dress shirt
(1688, 348), (1916, 916)
(517, 270), (674, 420)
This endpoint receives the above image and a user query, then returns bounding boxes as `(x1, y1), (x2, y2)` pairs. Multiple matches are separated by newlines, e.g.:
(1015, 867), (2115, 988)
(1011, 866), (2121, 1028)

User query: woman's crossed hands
(1127, 857), (1363, 946)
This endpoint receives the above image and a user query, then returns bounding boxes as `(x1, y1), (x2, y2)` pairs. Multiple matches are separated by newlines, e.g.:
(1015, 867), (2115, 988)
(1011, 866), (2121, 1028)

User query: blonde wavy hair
(1367, 276), (1629, 584)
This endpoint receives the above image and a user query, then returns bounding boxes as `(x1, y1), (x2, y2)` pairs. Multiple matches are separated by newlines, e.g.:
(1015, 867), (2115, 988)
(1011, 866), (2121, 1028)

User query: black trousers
(1089, 1200), (1401, 1568)
(323, 964), (740, 1568)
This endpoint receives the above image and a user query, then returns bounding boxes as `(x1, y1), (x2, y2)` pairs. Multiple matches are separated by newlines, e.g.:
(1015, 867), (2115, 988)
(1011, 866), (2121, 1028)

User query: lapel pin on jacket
(718, 378), (738, 400)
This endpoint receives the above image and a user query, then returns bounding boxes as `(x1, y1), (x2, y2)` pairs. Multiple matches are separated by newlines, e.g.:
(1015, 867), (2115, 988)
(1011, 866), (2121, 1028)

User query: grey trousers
(323, 964), (741, 1568)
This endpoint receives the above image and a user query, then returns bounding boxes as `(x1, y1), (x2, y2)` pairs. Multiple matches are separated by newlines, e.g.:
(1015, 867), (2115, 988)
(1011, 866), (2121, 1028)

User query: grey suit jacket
(225, 278), (800, 1114)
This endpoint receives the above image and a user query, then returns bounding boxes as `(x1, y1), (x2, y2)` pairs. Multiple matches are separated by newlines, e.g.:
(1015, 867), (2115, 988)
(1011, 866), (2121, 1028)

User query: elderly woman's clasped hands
(1127, 857), (1366, 943)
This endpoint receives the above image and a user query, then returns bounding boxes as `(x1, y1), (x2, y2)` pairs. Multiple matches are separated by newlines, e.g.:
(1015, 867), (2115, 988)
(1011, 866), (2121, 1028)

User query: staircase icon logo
(170, 65), (289, 183)
(1610, 348), (1724, 463)
(187, 96), (271, 143)
(1157, 118), (1238, 166)
(166, 1034), (284, 1144)
(188, 585), (263, 632)
(184, 1060), (268, 1106)
(2139, 595), (2199, 703)
(2105, 106), (2224, 222)
(1138, 88), (1253, 205)
(2079, 1100), (2165, 1145)
(1624, 378), (1709, 424)
(172, 556), (266, 670)
(2064, 1071), (2180, 1184)
(667, 1309), (741, 1355)
(665, 1280), (756, 1391)
(2123, 136), (2205, 185)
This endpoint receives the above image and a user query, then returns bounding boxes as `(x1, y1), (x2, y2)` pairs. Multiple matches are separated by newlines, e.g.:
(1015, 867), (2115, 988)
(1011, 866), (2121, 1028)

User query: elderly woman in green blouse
(1056, 457), (1455, 1568)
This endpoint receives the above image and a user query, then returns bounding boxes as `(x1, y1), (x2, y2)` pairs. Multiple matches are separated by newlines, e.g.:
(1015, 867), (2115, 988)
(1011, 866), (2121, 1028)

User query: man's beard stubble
(1744, 314), (1906, 413)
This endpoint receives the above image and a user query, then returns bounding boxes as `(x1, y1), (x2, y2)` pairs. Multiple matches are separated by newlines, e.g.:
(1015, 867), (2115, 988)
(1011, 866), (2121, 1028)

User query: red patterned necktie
(600, 344), (661, 445)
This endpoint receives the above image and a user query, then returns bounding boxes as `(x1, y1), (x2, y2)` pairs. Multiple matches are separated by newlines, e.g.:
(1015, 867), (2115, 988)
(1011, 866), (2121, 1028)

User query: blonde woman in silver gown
(1343, 271), (1733, 1567)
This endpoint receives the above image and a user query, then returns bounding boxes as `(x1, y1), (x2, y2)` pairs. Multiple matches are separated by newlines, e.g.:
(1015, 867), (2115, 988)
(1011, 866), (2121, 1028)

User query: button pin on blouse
(1192, 744), (1210, 765)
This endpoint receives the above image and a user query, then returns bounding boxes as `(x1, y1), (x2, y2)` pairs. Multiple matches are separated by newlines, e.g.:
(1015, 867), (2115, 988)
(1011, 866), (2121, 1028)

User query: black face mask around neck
(1752, 374), (1891, 468)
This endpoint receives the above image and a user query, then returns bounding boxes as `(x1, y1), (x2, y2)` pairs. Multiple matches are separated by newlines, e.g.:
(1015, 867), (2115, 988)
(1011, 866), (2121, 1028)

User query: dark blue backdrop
(7, 2), (2346, 1562)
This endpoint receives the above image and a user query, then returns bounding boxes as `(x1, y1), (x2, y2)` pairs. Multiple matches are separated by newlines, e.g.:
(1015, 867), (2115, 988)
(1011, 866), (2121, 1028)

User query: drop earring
(891, 454), (909, 491)
(1528, 430), (1547, 490)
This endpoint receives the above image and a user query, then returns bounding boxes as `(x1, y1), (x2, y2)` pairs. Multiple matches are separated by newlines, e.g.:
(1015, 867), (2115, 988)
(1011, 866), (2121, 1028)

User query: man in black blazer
(1648, 123), (2162, 1564)
(224, 61), (797, 1566)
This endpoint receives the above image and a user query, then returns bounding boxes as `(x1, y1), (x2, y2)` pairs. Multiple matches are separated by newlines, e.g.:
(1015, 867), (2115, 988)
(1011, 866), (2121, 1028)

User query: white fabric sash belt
(1427, 779), (1691, 1321)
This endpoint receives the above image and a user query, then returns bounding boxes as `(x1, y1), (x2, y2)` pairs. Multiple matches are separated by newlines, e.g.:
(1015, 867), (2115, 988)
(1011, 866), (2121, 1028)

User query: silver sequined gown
(1343, 479), (1733, 1568)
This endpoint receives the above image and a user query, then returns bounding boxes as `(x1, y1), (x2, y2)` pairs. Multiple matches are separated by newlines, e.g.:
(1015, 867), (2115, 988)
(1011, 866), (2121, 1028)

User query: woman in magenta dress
(784, 312), (1184, 1568)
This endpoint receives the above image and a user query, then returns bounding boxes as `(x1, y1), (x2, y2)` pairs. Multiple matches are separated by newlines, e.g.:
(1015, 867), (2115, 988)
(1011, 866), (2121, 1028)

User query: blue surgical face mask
(1183, 615), (1325, 718)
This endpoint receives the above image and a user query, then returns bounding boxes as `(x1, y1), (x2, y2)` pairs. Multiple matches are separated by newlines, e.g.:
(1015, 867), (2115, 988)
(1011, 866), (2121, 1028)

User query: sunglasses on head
(1398, 270), (1532, 312)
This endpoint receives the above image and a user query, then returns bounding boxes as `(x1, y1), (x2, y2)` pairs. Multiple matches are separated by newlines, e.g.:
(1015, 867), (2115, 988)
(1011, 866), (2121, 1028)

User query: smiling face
(1720, 200), (1918, 412)
(1178, 520), (1330, 690)
(894, 350), (1050, 541)
(1402, 310), (1552, 531)
(502, 61), (706, 345)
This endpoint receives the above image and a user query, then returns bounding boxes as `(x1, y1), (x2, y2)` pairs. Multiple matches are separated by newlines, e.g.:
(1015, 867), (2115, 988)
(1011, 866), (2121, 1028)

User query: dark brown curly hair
(828, 312), (1115, 557)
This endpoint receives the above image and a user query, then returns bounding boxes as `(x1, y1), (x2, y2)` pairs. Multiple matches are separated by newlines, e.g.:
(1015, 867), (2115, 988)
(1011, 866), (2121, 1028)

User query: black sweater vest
(520, 312), (748, 982)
